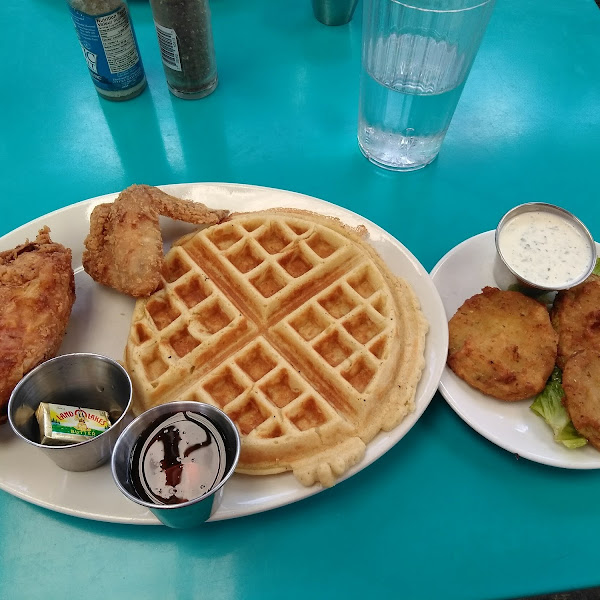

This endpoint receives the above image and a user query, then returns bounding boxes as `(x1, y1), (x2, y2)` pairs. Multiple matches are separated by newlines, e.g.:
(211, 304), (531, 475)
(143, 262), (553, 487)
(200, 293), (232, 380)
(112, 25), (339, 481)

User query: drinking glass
(358, 0), (496, 171)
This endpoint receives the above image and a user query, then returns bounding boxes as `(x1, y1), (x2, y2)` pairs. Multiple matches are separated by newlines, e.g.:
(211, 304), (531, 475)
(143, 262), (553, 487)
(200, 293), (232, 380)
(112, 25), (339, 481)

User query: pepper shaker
(67, 0), (146, 101)
(312, 0), (359, 26)
(149, 0), (218, 99)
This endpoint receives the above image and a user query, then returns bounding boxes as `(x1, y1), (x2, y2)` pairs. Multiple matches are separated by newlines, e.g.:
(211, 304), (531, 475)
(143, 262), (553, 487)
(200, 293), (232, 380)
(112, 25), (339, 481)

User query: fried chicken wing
(83, 193), (163, 298)
(82, 185), (228, 297)
(0, 227), (75, 422)
(139, 185), (229, 224)
(447, 286), (558, 401)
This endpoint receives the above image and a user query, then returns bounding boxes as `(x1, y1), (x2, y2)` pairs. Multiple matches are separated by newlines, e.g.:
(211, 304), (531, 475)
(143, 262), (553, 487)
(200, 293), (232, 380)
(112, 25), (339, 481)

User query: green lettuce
(593, 257), (600, 276)
(507, 283), (540, 295)
(530, 368), (588, 449)
(506, 284), (555, 306)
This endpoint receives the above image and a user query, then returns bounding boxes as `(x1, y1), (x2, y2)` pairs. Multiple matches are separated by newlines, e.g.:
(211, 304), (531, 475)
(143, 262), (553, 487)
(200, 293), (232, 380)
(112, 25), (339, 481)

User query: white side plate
(0, 183), (448, 524)
(431, 230), (600, 469)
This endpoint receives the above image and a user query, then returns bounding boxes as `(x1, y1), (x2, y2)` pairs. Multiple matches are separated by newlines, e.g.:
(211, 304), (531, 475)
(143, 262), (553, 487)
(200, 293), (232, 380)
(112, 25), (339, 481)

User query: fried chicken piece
(562, 349), (600, 450)
(82, 185), (228, 297)
(139, 185), (229, 224)
(83, 193), (163, 298)
(551, 275), (600, 369)
(0, 227), (75, 423)
(447, 286), (558, 401)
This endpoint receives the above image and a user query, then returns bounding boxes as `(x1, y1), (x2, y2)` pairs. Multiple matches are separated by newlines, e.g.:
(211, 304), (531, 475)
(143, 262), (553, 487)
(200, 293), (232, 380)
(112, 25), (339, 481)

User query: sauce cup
(495, 203), (596, 292)
(111, 402), (240, 528)
(8, 353), (133, 472)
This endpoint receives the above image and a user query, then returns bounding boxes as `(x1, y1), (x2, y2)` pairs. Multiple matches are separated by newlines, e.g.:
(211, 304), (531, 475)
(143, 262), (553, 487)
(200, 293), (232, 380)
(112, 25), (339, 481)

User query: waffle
(125, 210), (428, 487)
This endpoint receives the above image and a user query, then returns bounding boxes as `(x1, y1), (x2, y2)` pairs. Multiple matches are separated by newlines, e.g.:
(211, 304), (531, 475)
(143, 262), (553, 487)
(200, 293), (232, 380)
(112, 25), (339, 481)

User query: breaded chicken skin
(82, 185), (228, 298)
(0, 227), (75, 422)
(448, 287), (558, 401)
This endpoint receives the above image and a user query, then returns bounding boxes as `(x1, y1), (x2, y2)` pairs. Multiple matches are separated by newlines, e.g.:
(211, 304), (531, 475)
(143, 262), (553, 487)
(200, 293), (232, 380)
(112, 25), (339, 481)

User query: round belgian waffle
(125, 210), (428, 487)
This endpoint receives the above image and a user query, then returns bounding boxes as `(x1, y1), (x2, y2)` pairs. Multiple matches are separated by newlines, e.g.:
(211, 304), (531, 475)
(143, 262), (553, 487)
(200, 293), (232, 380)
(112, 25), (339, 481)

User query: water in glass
(358, 33), (466, 171)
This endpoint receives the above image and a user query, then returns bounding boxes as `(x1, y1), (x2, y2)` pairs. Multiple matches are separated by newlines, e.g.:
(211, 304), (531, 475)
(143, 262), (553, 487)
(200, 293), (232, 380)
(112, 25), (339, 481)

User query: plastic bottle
(67, 0), (147, 101)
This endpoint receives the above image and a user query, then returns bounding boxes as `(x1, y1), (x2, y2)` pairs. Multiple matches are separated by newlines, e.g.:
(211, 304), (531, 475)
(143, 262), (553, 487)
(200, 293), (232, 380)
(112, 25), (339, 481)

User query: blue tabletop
(1, 1), (600, 599)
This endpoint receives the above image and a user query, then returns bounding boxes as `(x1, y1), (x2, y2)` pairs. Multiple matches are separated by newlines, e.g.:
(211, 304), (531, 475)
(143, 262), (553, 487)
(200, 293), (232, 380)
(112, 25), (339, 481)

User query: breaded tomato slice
(551, 275), (600, 369)
(562, 349), (600, 450)
(448, 287), (558, 401)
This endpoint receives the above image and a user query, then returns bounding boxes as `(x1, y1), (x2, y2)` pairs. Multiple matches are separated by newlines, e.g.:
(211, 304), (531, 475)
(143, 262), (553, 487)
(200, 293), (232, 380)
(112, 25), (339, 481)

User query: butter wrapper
(36, 403), (112, 446)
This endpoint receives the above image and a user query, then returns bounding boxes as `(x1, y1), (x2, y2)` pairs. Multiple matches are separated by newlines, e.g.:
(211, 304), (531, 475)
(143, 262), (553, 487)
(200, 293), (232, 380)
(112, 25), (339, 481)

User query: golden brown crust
(82, 185), (229, 298)
(125, 210), (428, 486)
(563, 349), (600, 450)
(83, 198), (163, 297)
(229, 208), (369, 240)
(0, 227), (75, 422)
(447, 286), (558, 401)
(551, 276), (600, 369)
(143, 185), (228, 225)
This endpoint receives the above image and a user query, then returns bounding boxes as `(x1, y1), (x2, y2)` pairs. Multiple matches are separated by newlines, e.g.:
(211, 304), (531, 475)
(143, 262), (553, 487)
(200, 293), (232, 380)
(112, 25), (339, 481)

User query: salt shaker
(67, 0), (147, 101)
(149, 0), (218, 99)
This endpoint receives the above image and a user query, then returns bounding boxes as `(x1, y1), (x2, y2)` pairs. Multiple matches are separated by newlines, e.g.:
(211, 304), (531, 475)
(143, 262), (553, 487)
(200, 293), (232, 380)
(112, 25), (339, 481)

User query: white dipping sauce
(498, 210), (593, 288)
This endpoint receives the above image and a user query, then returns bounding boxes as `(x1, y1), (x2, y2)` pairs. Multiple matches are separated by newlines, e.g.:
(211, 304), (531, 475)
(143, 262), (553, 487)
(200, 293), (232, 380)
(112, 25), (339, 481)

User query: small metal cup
(495, 202), (596, 292)
(312, 0), (359, 25)
(8, 353), (133, 472)
(111, 402), (240, 528)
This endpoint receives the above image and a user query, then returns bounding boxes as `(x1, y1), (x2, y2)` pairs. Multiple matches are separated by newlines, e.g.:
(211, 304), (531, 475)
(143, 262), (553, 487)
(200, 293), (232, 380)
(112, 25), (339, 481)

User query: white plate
(431, 230), (600, 469)
(0, 183), (448, 524)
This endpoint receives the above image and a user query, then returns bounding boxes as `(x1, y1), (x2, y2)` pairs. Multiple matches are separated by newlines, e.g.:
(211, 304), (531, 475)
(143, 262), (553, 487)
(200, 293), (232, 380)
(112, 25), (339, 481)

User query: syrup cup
(111, 401), (240, 528)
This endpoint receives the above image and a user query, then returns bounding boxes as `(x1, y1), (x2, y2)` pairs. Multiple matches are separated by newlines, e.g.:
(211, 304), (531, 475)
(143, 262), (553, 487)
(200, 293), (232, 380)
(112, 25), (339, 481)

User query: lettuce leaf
(530, 367), (588, 449)
(507, 283), (544, 297)
(593, 257), (600, 277)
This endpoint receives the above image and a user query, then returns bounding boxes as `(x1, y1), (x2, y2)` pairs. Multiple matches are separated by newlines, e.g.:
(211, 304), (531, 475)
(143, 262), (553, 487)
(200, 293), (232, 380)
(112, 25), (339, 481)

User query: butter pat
(36, 403), (112, 446)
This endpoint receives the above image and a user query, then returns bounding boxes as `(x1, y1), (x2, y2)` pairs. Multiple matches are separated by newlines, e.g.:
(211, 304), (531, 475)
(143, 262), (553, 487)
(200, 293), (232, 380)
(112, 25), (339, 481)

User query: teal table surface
(1, 0), (600, 599)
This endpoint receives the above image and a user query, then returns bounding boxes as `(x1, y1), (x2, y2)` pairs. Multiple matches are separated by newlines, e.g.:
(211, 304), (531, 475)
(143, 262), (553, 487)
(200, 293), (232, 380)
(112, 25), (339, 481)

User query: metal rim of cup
(111, 401), (241, 512)
(7, 352), (133, 450)
(495, 202), (597, 292)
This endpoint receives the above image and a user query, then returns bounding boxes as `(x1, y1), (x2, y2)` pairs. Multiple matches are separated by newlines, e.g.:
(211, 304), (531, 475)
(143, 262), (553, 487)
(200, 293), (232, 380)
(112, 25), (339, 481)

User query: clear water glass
(358, 0), (496, 171)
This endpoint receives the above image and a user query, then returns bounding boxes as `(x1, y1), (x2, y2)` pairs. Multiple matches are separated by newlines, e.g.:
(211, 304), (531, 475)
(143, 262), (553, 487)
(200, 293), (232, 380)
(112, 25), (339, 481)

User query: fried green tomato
(562, 349), (600, 450)
(551, 275), (600, 369)
(448, 287), (558, 401)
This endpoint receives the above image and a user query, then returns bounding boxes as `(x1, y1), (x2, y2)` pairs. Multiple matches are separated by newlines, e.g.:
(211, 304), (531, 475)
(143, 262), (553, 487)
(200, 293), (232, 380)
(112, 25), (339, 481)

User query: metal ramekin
(8, 353), (133, 472)
(111, 401), (240, 528)
(495, 202), (596, 292)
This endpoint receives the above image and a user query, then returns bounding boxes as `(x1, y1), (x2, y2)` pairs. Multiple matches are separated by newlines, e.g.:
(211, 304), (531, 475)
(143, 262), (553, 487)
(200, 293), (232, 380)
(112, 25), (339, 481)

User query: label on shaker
(154, 22), (182, 72)
(69, 5), (145, 92)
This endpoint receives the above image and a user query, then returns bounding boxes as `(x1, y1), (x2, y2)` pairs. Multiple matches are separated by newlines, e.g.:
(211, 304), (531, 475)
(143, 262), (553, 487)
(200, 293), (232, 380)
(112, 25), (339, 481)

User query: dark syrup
(130, 411), (225, 505)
